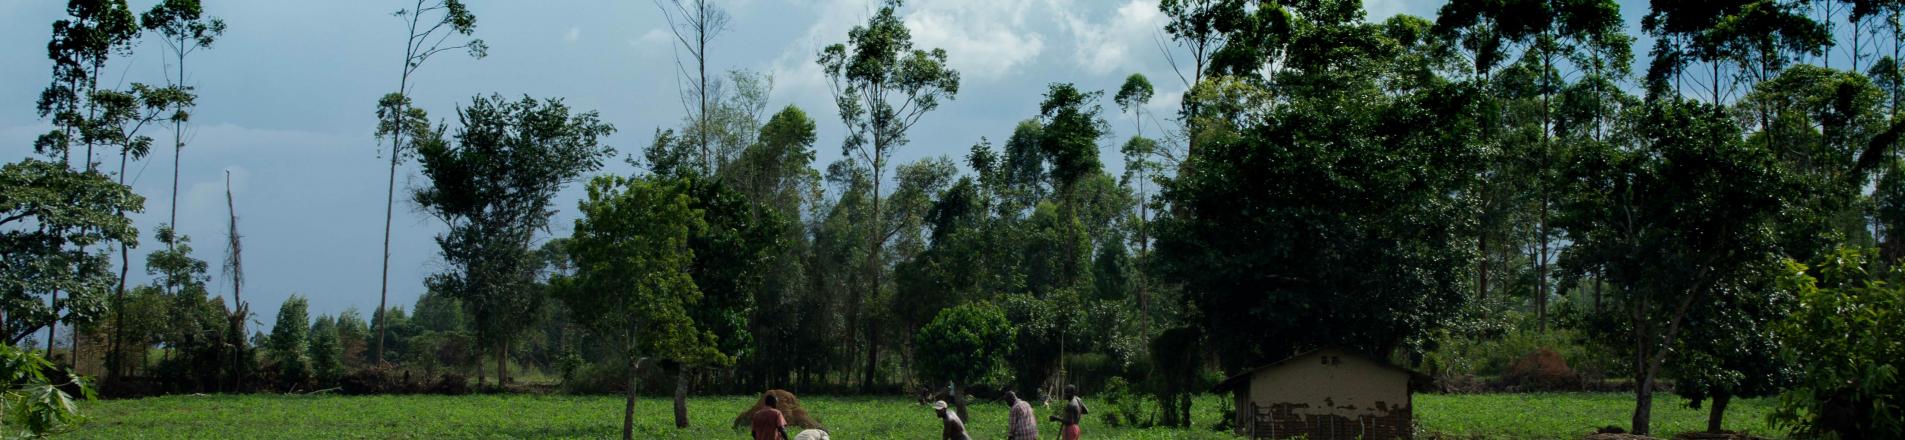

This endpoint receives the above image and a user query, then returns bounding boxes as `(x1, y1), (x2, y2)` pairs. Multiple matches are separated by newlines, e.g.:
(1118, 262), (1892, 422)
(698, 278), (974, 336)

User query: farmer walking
(751, 393), (791, 440)
(933, 400), (972, 440)
(1048, 385), (1089, 440)
(1004, 391), (1039, 440)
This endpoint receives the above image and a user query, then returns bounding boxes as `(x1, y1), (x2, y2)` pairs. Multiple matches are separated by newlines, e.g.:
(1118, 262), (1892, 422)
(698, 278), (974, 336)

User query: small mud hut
(732, 389), (825, 431)
(1213, 348), (1421, 440)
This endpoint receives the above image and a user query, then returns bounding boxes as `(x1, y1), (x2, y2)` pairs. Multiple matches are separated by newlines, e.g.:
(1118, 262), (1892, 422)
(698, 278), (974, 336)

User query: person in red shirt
(751, 393), (791, 440)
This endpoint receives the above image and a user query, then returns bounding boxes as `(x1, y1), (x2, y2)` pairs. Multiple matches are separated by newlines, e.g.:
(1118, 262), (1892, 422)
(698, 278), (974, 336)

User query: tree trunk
(1707, 394), (1731, 433)
(46, 290), (58, 360)
(1633, 371), (1655, 436)
(625, 354), (640, 440)
(864, 321), (880, 394)
(477, 353), (486, 387)
(1478, 232), (1489, 300)
(674, 364), (690, 428)
(375, 142), (399, 366)
(952, 381), (970, 424)
(498, 337), (509, 386)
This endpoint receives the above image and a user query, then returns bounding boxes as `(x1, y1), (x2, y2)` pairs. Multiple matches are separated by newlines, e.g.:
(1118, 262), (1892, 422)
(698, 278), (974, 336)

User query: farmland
(67, 393), (1782, 439)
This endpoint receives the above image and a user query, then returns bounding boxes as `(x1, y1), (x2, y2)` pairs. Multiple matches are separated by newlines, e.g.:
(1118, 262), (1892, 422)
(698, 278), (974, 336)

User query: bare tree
(655, 0), (730, 175)
(223, 170), (246, 390)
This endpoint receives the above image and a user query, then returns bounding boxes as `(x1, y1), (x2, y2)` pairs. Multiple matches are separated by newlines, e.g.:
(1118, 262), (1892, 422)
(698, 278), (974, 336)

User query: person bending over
(751, 393), (791, 440)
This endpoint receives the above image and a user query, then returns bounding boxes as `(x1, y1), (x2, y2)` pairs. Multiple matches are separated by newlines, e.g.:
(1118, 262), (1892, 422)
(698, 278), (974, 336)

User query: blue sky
(5, 0), (1676, 329)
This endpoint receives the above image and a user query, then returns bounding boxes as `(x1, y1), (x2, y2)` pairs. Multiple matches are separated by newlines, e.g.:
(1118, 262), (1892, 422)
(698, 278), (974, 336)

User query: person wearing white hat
(933, 400), (971, 440)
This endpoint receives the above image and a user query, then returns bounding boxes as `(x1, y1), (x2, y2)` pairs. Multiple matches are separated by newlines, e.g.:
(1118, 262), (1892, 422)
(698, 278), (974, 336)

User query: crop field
(68, 393), (1782, 439)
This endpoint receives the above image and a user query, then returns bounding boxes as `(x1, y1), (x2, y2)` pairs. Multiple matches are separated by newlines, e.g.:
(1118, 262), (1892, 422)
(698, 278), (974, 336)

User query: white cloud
(902, 0), (1047, 81)
(565, 26), (582, 44)
(630, 28), (673, 49)
(1058, 0), (1167, 75)
(1364, 0), (1445, 21)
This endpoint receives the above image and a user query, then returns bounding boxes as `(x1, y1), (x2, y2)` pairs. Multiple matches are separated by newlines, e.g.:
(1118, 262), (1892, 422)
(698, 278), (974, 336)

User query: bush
(1100, 376), (1155, 428)
(1772, 249), (1905, 439)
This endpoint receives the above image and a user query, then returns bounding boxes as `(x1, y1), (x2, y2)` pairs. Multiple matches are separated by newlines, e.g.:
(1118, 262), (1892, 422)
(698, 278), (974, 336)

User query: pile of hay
(1504, 348), (1582, 391)
(732, 389), (825, 431)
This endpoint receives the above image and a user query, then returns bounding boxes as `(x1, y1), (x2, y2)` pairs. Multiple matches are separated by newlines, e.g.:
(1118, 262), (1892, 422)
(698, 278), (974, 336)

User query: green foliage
(308, 315), (344, 385)
(911, 302), (1014, 389)
(1038, 83), (1107, 191)
(1100, 376), (1156, 428)
(0, 159), (142, 344)
(413, 94), (615, 368)
(268, 296), (311, 386)
(1772, 247), (1905, 438)
(556, 175), (720, 365)
(1155, 16), (1488, 369)
(0, 344), (94, 437)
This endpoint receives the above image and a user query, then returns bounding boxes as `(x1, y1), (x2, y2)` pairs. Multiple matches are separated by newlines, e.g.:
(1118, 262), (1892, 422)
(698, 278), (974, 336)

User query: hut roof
(1211, 348), (1426, 393)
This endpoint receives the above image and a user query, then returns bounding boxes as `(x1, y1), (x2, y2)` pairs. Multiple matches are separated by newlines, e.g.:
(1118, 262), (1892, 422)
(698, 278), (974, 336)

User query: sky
(2, 0), (1669, 330)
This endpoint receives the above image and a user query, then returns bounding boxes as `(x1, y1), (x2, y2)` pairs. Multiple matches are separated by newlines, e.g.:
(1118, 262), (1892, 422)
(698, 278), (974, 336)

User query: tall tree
(140, 0), (224, 234)
(413, 95), (614, 386)
(1437, 0), (1626, 331)
(815, 0), (960, 392)
(36, 0), (141, 169)
(555, 175), (721, 440)
(374, 0), (486, 366)
(29, 0), (140, 369)
(89, 83), (189, 376)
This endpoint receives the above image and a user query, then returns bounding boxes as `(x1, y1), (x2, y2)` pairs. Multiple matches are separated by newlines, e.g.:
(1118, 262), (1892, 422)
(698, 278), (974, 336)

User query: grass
(68, 392), (1784, 439)
(1416, 392), (1785, 439)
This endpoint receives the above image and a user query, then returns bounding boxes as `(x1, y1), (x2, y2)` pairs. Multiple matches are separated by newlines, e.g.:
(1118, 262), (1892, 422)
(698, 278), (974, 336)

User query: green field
(69, 393), (1783, 439)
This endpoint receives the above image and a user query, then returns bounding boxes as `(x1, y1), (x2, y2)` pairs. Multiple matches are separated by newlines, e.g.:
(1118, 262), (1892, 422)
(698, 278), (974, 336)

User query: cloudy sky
(4, 0), (1666, 328)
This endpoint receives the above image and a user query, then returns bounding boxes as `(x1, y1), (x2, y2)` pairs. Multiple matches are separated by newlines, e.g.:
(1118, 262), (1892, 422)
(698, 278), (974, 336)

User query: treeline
(8, 0), (1905, 439)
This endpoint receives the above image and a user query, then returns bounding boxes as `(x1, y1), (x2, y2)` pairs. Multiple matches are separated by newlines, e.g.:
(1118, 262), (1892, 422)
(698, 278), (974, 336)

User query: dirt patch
(1672, 431), (1771, 440)
(1585, 434), (1661, 440)
(732, 389), (824, 430)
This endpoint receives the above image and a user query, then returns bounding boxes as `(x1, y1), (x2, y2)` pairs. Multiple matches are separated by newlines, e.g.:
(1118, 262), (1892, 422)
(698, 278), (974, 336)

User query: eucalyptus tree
(36, 0), (141, 169)
(140, 0), (224, 232)
(90, 83), (188, 374)
(1437, 0), (1626, 330)
(374, 0), (485, 366)
(412, 95), (614, 386)
(28, 0), (139, 369)
(815, 0), (960, 392)
(1641, 0), (1826, 102)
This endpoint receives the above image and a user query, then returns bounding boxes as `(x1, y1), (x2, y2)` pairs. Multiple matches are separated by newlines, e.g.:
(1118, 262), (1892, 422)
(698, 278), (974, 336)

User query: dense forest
(6, 0), (1905, 438)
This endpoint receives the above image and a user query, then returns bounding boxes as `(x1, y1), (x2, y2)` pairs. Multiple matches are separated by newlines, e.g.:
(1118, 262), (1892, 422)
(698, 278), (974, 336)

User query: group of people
(936, 385), (1089, 440)
(746, 386), (1090, 440)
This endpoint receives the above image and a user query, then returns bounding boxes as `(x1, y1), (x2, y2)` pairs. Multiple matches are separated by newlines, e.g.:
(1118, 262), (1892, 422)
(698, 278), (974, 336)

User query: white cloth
(794, 429), (831, 440)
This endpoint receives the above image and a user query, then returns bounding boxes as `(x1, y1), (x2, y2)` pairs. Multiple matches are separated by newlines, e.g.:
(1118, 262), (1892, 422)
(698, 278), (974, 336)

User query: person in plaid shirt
(1004, 391), (1038, 440)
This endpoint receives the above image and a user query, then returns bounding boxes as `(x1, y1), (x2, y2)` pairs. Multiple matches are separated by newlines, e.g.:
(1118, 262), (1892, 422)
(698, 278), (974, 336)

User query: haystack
(732, 389), (825, 431)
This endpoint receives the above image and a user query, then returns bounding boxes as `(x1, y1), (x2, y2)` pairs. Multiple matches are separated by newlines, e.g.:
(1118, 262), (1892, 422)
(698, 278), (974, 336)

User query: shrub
(1100, 376), (1155, 428)
(1772, 249), (1905, 438)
